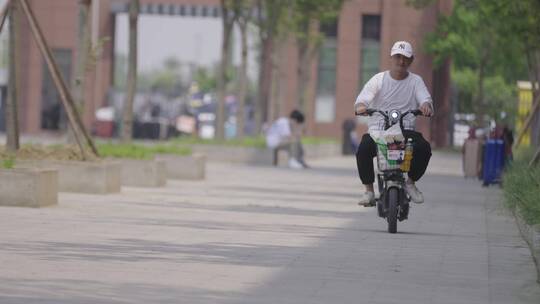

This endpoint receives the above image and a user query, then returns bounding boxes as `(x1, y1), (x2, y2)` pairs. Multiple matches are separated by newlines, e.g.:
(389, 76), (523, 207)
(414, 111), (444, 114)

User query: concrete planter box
(304, 143), (341, 159)
(514, 206), (540, 283)
(155, 154), (205, 180)
(0, 168), (58, 207)
(119, 159), (166, 187)
(16, 160), (121, 194)
(191, 145), (273, 165)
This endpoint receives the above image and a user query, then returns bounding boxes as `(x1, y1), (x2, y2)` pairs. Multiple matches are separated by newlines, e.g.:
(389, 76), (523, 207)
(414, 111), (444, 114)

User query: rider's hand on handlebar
(355, 104), (367, 115)
(419, 103), (433, 117)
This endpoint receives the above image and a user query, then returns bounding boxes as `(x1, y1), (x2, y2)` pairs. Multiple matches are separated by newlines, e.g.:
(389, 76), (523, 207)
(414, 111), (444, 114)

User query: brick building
(9, 0), (452, 146)
(272, 0), (452, 146)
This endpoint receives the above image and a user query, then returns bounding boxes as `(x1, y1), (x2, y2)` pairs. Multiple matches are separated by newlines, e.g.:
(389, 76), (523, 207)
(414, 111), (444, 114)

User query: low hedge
(502, 148), (540, 225)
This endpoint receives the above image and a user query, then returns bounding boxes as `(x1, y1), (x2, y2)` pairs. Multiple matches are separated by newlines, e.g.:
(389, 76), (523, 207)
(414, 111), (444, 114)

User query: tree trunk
(216, 2), (234, 141)
(6, 2), (19, 152)
(269, 35), (290, 122)
(236, 19), (248, 139)
(475, 47), (489, 127)
(121, 0), (138, 143)
(73, 0), (91, 114)
(268, 43), (281, 122)
(475, 64), (485, 126)
(255, 37), (273, 133)
(69, 0), (92, 144)
(296, 20), (318, 115)
(296, 41), (309, 112)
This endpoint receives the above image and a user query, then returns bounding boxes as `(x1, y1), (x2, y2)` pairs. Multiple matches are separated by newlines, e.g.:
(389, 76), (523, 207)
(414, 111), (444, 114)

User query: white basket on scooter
(376, 141), (405, 171)
(371, 124), (405, 171)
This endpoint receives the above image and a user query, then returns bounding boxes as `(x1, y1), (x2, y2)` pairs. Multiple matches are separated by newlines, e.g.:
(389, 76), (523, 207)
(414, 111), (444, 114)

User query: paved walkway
(0, 152), (539, 303)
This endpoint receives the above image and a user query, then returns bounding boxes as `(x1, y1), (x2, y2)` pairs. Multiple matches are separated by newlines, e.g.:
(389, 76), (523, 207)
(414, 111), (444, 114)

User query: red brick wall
(16, 0), (79, 133)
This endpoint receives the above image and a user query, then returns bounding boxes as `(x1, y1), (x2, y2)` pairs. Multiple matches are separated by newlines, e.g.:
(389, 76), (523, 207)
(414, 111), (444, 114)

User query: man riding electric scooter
(355, 41), (433, 206)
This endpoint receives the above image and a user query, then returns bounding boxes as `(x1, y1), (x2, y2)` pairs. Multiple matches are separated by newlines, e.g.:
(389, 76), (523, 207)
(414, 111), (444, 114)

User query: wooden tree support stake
(17, 0), (99, 158)
(530, 147), (540, 168)
(0, 0), (10, 33)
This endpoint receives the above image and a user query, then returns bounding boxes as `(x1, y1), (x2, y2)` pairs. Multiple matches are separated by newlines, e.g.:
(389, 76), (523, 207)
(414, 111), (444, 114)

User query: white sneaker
(405, 182), (424, 204)
(358, 191), (376, 207)
(288, 158), (304, 169)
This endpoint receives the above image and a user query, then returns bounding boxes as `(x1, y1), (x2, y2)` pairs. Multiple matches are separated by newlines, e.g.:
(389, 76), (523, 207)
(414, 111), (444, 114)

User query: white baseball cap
(390, 41), (414, 58)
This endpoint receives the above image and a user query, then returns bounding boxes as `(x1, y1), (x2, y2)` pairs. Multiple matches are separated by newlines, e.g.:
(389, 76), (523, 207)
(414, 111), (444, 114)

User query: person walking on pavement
(354, 41), (433, 206)
(265, 110), (309, 169)
(502, 125), (514, 164)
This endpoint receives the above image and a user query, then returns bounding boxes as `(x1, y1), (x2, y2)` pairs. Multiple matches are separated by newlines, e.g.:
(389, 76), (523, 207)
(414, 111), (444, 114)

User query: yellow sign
(517, 81), (532, 147)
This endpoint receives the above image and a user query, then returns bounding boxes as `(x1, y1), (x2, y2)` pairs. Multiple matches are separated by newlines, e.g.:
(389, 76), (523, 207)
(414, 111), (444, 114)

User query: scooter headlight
(389, 110), (400, 124)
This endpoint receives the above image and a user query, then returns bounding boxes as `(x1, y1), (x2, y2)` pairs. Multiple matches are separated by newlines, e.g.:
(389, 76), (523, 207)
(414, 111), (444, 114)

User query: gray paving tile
(0, 154), (538, 303)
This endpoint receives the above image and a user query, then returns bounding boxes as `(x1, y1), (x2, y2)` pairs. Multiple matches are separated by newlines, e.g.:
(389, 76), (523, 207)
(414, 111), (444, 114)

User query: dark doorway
(41, 49), (72, 130)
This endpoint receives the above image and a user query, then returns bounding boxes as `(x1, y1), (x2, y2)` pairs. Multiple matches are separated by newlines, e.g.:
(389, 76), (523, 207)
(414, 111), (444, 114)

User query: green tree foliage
(255, 0), (289, 43)
(194, 67), (217, 94)
(418, 0), (536, 124)
(453, 67), (516, 121)
(496, 0), (540, 49)
(136, 57), (184, 95)
(289, 0), (344, 111)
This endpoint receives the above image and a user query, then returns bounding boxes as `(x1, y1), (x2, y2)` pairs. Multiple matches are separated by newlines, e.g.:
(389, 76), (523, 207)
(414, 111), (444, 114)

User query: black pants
(355, 130), (432, 184)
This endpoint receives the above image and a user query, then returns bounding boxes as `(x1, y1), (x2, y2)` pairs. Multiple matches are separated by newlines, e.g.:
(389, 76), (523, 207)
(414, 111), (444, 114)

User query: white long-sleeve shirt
(355, 71), (433, 132)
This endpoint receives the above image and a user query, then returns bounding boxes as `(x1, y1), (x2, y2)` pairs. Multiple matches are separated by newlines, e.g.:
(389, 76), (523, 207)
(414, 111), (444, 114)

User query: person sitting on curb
(265, 110), (310, 169)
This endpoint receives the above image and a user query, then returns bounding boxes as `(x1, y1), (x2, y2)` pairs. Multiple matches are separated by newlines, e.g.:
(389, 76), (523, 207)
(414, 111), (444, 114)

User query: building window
(41, 49), (72, 130)
(360, 15), (381, 87)
(315, 21), (338, 123)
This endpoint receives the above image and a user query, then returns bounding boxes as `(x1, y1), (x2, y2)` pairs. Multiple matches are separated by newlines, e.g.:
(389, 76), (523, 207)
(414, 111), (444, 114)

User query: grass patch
(502, 148), (540, 225)
(302, 137), (338, 145)
(98, 143), (192, 159)
(0, 144), (93, 161)
(2, 156), (15, 169)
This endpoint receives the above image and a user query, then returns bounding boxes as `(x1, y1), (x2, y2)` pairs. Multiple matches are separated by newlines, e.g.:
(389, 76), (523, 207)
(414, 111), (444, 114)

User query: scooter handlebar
(409, 109), (423, 116)
(355, 109), (426, 120)
(355, 108), (381, 117)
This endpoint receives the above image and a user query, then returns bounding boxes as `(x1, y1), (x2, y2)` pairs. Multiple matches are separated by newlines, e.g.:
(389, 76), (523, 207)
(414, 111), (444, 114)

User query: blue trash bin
(482, 139), (505, 186)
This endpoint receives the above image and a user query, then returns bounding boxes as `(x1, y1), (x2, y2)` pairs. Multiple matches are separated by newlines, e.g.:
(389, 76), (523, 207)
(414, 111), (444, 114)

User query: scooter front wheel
(387, 187), (398, 233)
